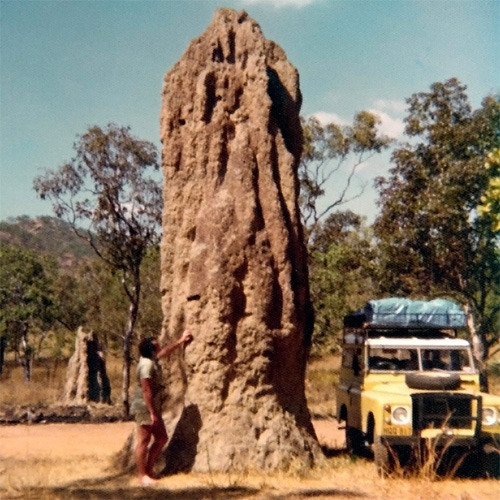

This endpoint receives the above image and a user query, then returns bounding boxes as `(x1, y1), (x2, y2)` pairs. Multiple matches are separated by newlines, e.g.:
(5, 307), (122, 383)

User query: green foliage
(0, 216), (163, 361)
(52, 271), (89, 333)
(72, 250), (162, 355)
(478, 148), (500, 233)
(374, 79), (500, 358)
(69, 258), (127, 351)
(0, 244), (59, 379)
(308, 211), (377, 353)
(0, 217), (94, 360)
(0, 244), (58, 336)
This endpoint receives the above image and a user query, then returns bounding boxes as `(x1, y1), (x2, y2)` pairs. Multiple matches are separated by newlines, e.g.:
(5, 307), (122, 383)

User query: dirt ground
(1, 420), (499, 500)
(0, 421), (135, 462)
(0, 419), (343, 463)
(312, 419), (345, 448)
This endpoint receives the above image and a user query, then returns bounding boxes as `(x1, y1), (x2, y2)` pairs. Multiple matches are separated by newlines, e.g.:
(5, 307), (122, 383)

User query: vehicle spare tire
(405, 372), (461, 390)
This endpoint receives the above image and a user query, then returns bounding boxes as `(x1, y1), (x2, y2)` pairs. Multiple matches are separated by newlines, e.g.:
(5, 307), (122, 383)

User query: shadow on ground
(4, 485), (368, 500)
(22, 485), (257, 500)
(8, 486), (367, 500)
(3, 469), (367, 500)
(320, 445), (353, 459)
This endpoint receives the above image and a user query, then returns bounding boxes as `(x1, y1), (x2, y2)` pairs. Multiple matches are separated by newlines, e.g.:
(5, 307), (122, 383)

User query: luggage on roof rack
(343, 298), (466, 329)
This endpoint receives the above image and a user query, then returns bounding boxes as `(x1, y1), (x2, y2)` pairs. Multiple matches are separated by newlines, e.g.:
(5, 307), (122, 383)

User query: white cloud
(368, 99), (406, 139)
(241, 0), (318, 8)
(310, 108), (404, 140)
(369, 109), (405, 140)
(308, 97), (406, 139)
(310, 111), (350, 126)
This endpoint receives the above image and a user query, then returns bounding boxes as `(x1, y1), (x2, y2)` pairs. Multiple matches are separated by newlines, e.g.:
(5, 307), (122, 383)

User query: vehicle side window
(342, 347), (364, 375)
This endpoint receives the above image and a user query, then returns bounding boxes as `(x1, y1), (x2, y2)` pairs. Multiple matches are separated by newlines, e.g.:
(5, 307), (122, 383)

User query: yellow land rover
(336, 298), (500, 476)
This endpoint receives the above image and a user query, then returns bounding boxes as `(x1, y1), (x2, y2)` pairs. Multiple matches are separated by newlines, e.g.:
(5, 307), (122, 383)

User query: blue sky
(1, 0), (499, 222)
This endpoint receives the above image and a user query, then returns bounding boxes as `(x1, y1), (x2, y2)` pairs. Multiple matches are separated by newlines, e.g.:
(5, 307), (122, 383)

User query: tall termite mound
(159, 8), (320, 473)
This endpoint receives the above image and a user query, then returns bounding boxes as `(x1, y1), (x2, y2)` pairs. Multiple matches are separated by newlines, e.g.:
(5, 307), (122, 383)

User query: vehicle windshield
(368, 347), (474, 372)
(420, 348), (473, 372)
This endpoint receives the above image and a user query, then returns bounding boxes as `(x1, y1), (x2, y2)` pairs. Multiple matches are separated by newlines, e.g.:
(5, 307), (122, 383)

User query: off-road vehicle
(336, 298), (500, 476)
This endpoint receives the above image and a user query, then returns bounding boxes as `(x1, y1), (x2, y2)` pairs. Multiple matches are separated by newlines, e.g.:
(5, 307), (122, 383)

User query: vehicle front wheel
(346, 425), (364, 455)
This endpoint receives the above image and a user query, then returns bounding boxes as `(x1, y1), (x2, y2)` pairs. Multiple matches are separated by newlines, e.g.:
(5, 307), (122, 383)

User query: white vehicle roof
(366, 337), (470, 348)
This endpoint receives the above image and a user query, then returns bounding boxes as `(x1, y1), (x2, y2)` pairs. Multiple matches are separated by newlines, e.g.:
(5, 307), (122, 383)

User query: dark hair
(138, 337), (156, 358)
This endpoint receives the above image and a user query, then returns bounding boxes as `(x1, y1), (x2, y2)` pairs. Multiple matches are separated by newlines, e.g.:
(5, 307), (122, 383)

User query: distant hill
(0, 216), (94, 266)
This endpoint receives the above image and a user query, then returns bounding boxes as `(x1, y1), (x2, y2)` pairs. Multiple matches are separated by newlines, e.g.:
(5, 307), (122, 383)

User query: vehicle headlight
(391, 406), (411, 425)
(482, 407), (498, 426)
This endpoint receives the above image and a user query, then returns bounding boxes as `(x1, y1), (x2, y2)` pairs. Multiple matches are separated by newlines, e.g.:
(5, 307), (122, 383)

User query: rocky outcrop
(159, 8), (320, 472)
(63, 327), (111, 405)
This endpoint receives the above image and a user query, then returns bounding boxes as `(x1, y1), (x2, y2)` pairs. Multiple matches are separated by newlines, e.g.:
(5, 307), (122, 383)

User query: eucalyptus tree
(308, 211), (378, 353)
(75, 248), (162, 354)
(374, 79), (500, 382)
(0, 244), (58, 380)
(478, 148), (500, 233)
(34, 124), (162, 414)
(299, 112), (392, 242)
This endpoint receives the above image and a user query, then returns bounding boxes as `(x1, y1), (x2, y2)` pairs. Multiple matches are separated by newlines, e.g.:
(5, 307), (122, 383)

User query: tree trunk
(0, 336), (5, 375)
(121, 329), (131, 417)
(466, 304), (489, 392)
(19, 332), (32, 383)
(121, 272), (141, 417)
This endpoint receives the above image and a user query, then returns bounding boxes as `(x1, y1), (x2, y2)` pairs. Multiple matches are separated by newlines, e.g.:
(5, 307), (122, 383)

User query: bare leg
(146, 418), (168, 477)
(135, 424), (153, 482)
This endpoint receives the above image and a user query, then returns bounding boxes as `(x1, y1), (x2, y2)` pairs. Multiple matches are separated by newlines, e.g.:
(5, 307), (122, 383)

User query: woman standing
(132, 330), (192, 486)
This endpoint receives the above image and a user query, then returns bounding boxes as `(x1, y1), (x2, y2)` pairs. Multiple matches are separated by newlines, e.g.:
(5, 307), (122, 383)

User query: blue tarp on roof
(363, 298), (466, 328)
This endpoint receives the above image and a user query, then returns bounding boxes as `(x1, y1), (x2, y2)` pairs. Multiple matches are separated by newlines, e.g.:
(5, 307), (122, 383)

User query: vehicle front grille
(411, 393), (477, 431)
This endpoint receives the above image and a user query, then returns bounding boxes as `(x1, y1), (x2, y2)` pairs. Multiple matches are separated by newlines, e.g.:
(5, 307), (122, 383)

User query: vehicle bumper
(383, 434), (498, 451)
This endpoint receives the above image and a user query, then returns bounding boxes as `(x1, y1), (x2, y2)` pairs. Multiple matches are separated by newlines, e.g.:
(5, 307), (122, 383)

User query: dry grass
(0, 359), (66, 406)
(0, 355), (124, 407)
(305, 355), (340, 418)
(1, 440), (499, 500)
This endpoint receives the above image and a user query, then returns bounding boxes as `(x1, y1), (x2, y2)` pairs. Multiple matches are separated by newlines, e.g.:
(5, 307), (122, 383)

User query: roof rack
(343, 298), (466, 330)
